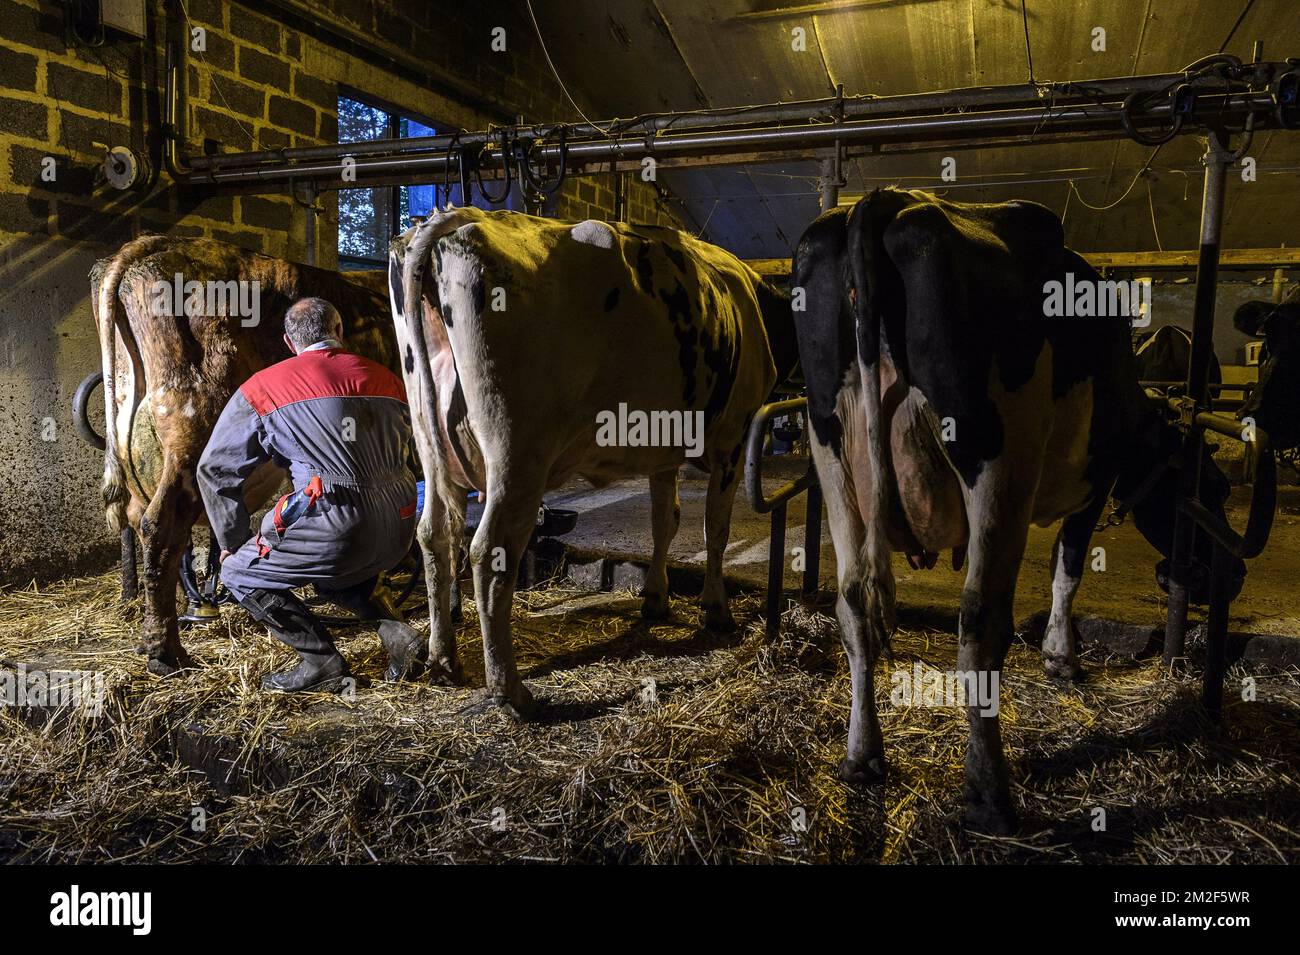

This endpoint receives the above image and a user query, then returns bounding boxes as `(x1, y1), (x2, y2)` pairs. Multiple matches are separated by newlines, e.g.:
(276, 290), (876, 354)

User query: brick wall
(0, 0), (684, 585)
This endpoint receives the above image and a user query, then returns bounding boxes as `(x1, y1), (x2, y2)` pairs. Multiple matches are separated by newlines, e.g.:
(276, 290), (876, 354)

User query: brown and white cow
(793, 189), (1243, 834)
(86, 235), (398, 674)
(389, 208), (797, 716)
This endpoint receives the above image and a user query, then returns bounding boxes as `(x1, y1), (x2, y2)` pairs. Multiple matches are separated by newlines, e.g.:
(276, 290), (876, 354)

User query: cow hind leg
(418, 484), (466, 686)
(814, 441), (887, 784)
(467, 472), (544, 718)
(642, 468), (681, 621)
(1042, 495), (1105, 682)
(139, 463), (201, 675)
(959, 471), (1037, 836)
(700, 455), (741, 633)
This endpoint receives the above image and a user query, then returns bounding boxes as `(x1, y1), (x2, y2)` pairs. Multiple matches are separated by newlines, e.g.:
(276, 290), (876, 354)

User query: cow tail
(846, 197), (897, 649)
(90, 252), (131, 531)
(90, 236), (172, 531)
(396, 210), (478, 536)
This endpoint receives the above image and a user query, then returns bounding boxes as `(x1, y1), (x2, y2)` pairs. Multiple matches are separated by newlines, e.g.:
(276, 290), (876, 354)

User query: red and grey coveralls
(198, 340), (417, 650)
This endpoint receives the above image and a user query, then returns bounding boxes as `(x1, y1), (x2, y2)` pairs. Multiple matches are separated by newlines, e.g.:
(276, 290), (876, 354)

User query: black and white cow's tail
(845, 194), (900, 646)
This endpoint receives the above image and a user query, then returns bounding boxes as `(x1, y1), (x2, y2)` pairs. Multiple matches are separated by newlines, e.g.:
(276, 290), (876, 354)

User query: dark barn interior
(1, 0), (1299, 874)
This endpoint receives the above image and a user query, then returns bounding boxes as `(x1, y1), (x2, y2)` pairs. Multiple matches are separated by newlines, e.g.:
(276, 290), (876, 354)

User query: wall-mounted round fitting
(103, 145), (151, 190)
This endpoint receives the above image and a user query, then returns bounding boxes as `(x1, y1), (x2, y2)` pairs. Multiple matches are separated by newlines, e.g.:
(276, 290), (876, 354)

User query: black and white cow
(1235, 285), (1300, 451)
(792, 188), (1242, 833)
(389, 207), (796, 716)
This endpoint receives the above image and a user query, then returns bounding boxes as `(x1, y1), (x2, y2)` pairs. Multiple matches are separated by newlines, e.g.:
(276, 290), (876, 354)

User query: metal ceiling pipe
(183, 91), (1278, 190)
(186, 68), (1241, 174)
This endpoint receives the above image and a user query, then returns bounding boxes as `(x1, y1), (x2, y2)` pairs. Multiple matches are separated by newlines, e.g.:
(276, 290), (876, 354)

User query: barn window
(336, 94), (520, 271)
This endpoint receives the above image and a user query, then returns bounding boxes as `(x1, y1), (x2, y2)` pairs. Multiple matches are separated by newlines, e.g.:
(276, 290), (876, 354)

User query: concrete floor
(542, 455), (1300, 637)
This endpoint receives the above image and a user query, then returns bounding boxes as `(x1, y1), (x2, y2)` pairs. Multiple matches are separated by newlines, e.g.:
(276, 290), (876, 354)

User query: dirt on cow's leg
(120, 527), (139, 603)
(836, 588), (887, 784)
(958, 473), (1036, 836)
(1042, 496), (1104, 682)
(641, 468), (681, 621)
(813, 440), (887, 784)
(467, 478), (542, 719)
(139, 467), (200, 676)
(418, 484), (466, 686)
(701, 458), (740, 633)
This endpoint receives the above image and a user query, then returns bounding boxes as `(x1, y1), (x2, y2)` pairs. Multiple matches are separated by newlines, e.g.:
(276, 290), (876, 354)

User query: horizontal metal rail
(166, 56), (1299, 192)
(187, 92), (1279, 189)
(191, 69), (1217, 174)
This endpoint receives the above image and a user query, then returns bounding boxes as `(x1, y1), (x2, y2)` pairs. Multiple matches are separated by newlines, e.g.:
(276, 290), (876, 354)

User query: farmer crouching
(197, 297), (425, 692)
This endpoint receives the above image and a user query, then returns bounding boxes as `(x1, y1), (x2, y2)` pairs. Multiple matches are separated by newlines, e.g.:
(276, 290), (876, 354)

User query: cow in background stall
(1234, 284), (1300, 452)
(390, 208), (797, 716)
(792, 189), (1243, 833)
(82, 236), (399, 674)
(1134, 324), (1222, 390)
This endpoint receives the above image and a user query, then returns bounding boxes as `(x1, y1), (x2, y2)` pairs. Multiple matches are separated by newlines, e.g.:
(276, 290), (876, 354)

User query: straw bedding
(1, 571), (1297, 863)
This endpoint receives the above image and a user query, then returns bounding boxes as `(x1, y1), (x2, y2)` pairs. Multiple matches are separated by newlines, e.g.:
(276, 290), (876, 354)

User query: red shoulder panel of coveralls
(239, 348), (407, 415)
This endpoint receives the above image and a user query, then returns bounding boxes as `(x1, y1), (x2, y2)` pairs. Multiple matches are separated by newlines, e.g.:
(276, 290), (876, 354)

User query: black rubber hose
(474, 129), (513, 205)
(71, 370), (106, 450)
(1120, 91), (1185, 145)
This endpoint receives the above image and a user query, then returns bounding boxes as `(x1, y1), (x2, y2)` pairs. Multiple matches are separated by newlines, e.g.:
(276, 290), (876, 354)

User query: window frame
(336, 88), (445, 268)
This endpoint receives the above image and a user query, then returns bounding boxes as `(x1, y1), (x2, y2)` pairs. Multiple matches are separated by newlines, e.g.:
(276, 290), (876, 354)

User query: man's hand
(219, 549), (232, 564)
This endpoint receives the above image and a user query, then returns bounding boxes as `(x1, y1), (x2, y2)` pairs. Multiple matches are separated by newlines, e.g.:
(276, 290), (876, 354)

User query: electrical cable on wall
(1067, 144), (1163, 212)
(177, 0), (261, 150)
(525, 0), (612, 139)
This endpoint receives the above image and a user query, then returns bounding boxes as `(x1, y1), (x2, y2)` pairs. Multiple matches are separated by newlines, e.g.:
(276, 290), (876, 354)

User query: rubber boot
(235, 588), (350, 693)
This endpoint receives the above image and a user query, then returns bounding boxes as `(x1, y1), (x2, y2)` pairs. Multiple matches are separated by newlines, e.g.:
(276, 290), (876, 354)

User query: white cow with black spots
(388, 207), (796, 716)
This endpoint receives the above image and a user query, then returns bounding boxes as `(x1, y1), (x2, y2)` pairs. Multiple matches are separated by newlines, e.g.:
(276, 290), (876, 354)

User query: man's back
(238, 346), (412, 491)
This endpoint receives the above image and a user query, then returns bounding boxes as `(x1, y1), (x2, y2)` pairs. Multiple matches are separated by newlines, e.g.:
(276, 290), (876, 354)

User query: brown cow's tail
(89, 235), (172, 531)
(845, 193), (901, 650)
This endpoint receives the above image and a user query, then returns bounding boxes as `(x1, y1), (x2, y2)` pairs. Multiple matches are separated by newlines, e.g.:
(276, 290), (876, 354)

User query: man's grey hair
(284, 297), (343, 350)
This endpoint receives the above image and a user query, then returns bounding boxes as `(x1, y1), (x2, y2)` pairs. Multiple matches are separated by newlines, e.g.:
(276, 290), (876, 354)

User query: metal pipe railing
(181, 91), (1281, 190)
(191, 69), (1232, 174)
(744, 398), (816, 634)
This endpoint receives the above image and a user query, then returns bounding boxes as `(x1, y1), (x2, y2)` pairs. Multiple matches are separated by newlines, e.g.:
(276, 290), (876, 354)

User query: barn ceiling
(533, 0), (1300, 258)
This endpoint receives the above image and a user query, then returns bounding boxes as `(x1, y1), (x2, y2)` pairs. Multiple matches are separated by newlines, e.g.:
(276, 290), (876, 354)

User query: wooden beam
(743, 249), (1299, 276)
(1086, 249), (1300, 269)
(733, 0), (917, 21)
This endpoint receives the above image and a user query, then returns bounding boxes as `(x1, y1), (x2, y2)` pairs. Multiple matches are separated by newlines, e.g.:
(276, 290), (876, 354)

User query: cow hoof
(461, 686), (537, 721)
(426, 655), (465, 687)
(1042, 655), (1085, 683)
(963, 783), (1018, 835)
(964, 801), (1019, 836)
(146, 649), (196, 677)
(838, 755), (887, 786)
(640, 592), (671, 621)
(704, 605), (736, 633)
